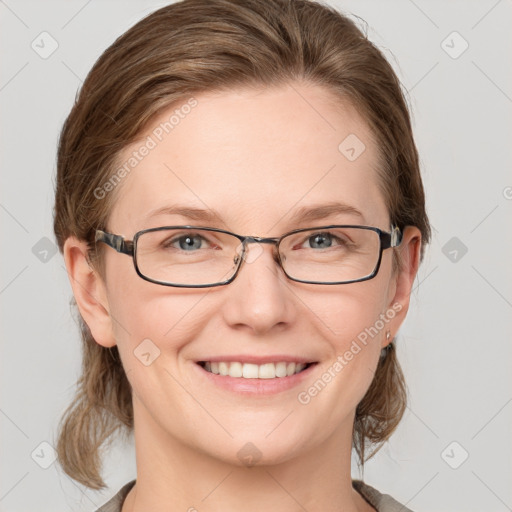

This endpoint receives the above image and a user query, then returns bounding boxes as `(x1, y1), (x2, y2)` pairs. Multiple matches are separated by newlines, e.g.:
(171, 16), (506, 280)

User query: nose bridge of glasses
(245, 236), (279, 245)
(237, 236), (281, 264)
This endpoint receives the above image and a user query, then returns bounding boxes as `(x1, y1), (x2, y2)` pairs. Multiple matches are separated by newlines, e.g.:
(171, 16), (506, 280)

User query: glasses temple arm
(95, 230), (134, 255)
(390, 225), (402, 247)
(381, 226), (402, 249)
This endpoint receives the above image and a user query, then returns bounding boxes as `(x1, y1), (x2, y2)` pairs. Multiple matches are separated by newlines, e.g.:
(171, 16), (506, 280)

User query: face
(69, 82), (419, 467)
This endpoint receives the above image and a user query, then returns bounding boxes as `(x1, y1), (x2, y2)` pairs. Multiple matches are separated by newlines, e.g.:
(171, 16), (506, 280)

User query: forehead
(108, 82), (388, 235)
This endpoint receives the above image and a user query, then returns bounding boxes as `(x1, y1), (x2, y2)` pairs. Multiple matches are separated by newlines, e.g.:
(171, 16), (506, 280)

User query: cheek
(108, 286), (200, 348)
(296, 280), (390, 408)
(307, 277), (390, 346)
(105, 276), (221, 405)
(104, 265), (173, 362)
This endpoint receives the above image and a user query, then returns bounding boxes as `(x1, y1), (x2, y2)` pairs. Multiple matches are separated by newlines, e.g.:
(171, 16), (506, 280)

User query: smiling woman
(53, 1), (430, 511)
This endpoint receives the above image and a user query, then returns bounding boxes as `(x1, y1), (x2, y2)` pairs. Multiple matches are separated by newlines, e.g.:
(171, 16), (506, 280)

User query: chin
(193, 423), (317, 468)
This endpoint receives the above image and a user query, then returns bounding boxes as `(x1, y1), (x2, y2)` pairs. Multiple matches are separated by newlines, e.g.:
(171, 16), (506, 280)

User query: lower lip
(194, 363), (317, 395)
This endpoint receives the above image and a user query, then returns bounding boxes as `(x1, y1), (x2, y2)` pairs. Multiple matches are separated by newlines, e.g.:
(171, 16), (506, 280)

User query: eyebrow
(144, 201), (365, 226)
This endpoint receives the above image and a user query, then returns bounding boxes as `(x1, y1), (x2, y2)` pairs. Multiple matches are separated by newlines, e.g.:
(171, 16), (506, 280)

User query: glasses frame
(95, 224), (402, 288)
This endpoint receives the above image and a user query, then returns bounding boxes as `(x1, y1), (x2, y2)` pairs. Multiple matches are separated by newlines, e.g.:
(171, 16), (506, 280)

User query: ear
(382, 226), (422, 348)
(63, 236), (117, 348)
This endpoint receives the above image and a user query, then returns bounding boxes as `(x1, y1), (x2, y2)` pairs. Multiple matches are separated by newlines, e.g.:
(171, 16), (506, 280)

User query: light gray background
(1, 1), (511, 511)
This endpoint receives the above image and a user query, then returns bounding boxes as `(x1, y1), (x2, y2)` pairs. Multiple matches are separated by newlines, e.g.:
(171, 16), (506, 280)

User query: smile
(198, 361), (314, 379)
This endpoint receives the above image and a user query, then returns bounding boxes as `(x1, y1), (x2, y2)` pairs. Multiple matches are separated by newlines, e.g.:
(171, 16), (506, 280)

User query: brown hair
(53, 0), (430, 490)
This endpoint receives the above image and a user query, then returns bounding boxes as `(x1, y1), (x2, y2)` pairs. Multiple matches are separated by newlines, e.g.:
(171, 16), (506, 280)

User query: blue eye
(303, 231), (350, 250)
(308, 232), (333, 249)
(162, 233), (207, 251)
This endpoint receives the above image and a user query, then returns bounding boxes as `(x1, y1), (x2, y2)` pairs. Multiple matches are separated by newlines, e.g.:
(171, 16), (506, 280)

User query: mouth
(197, 361), (316, 379)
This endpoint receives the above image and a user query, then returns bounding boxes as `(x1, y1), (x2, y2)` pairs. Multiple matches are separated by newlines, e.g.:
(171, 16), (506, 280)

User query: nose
(222, 240), (294, 335)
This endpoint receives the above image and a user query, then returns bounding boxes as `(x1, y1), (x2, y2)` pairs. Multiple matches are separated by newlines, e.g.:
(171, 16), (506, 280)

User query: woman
(54, 0), (430, 510)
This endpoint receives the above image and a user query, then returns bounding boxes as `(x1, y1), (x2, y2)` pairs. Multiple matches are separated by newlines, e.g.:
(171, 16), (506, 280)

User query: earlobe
(382, 226), (422, 348)
(63, 236), (117, 348)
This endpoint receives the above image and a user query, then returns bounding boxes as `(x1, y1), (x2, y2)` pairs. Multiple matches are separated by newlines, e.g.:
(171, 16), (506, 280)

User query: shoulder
(94, 480), (136, 512)
(95, 479), (412, 512)
(353, 480), (414, 512)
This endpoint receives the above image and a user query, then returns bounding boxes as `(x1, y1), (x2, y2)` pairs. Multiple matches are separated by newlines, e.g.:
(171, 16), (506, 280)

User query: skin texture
(64, 82), (421, 512)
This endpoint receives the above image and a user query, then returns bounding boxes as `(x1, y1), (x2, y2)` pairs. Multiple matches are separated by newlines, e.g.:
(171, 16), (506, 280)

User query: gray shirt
(95, 479), (413, 511)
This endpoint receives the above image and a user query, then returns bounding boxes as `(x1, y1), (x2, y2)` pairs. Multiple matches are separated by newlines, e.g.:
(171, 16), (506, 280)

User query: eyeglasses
(95, 224), (402, 288)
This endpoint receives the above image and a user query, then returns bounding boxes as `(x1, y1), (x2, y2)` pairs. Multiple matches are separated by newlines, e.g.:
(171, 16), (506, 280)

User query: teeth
(229, 361), (243, 378)
(201, 361), (310, 379)
(275, 362), (287, 377)
(243, 363), (259, 379)
(218, 362), (229, 376)
(259, 363), (275, 379)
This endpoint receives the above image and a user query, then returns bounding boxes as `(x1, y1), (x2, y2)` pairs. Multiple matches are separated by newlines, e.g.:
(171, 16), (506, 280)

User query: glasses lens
(136, 228), (241, 286)
(279, 227), (380, 283)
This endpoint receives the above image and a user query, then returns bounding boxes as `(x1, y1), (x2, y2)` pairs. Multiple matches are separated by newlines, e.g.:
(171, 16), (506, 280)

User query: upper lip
(196, 355), (316, 364)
